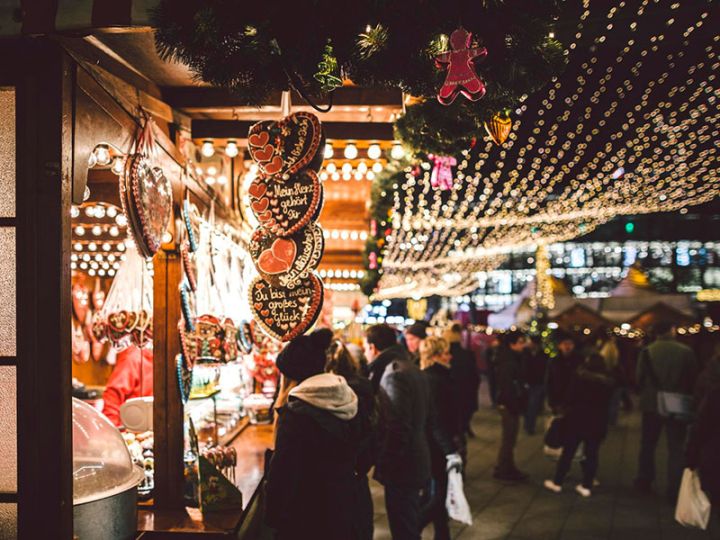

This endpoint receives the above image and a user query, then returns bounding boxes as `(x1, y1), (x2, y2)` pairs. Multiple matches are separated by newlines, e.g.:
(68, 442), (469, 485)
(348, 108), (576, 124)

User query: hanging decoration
(428, 154), (457, 191)
(314, 41), (344, 93)
(120, 116), (173, 259)
(246, 110), (326, 341)
(484, 109), (513, 145)
(91, 244), (153, 348)
(530, 244), (555, 312)
(435, 28), (487, 105)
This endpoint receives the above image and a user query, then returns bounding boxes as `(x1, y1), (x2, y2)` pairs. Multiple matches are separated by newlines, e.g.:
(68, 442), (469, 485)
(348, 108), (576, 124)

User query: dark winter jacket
(365, 344), (408, 393)
(424, 363), (460, 475)
(449, 342), (480, 415)
(495, 346), (528, 415)
(523, 348), (549, 387)
(636, 338), (698, 413)
(546, 352), (582, 412)
(265, 390), (362, 539)
(563, 366), (616, 441)
(686, 385), (720, 503)
(376, 357), (432, 488)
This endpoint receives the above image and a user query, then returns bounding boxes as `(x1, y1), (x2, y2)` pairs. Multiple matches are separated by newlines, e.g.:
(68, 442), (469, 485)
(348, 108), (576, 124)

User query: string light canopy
(369, 0), (720, 300)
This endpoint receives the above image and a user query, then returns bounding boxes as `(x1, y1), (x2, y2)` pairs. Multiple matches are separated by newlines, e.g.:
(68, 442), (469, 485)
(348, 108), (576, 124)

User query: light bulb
(225, 140), (239, 158)
(217, 175), (228, 185)
(207, 165), (217, 176)
(74, 226), (85, 236)
(118, 243), (125, 251)
(111, 157), (125, 175)
(94, 206), (106, 219)
(74, 243), (83, 251)
(88, 242), (97, 252)
(331, 172), (340, 181)
(319, 172), (328, 181)
(95, 145), (111, 166)
(342, 162), (353, 174)
(162, 231), (173, 244)
(367, 171), (376, 181)
(201, 140), (215, 158)
(116, 214), (128, 227)
(106, 206), (117, 218)
(324, 143), (334, 159)
(343, 143), (358, 159)
(342, 172), (351, 181)
(372, 162), (383, 173)
(71, 206), (80, 218)
(354, 172), (364, 181)
(91, 225), (102, 236)
(206, 176), (216, 185)
(85, 206), (95, 217)
(326, 162), (337, 174)
(367, 144), (382, 160)
(102, 243), (111, 252)
(357, 161), (368, 174)
(390, 143), (405, 160)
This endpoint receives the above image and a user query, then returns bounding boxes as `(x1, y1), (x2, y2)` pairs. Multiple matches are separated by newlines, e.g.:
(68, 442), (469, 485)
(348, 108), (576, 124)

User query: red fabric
(102, 346), (153, 427)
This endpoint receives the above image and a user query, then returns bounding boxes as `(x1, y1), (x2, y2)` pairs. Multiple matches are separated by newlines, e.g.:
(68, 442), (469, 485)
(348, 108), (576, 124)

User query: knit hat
(276, 328), (334, 382)
(405, 322), (428, 339)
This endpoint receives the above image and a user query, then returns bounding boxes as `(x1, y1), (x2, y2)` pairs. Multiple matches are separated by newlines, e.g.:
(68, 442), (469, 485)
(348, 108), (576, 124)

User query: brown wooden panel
(192, 120), (395, 141)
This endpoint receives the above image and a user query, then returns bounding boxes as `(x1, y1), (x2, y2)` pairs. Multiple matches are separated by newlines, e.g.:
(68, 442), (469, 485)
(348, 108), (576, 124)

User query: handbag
(641, 349), (694, 421)
(675, 468), (711, 530)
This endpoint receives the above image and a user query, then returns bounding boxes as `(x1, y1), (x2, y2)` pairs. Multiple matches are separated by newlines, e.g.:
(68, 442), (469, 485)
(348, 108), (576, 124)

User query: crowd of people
(263, 319), (720, 539)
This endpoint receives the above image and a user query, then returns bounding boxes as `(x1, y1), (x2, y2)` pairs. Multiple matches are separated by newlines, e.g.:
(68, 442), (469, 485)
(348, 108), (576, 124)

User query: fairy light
(225, 140), (239, 158)
(374, 1), (720, 299)
(201, 140), (215, 158)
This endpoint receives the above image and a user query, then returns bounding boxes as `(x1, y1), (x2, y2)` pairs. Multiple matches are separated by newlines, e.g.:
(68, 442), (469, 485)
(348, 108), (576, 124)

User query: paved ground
(371, 381), (720, 539)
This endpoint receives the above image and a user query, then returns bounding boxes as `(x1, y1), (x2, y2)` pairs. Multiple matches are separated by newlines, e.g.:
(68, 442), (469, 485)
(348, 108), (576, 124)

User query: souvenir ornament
(250, 224), (324, 288)
(484, 110), (513, 145)
(428, 154), (457, 191)
(183, 199), (200, 252)
(248, 170), (323, 236)
(237, 321), (254, 355)
(249, 274), (324, 342)
(121, 154), (173, 258)
(435, 28), (487, 105)
(247, 112), (324, 179)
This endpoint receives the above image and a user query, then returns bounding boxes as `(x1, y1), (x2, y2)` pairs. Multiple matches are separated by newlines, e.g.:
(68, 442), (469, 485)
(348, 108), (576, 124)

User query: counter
(137, 424), (273, 538)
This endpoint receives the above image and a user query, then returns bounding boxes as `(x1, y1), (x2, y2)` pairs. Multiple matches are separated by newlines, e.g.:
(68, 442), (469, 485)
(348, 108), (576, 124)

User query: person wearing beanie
(265, 329), (365, 540)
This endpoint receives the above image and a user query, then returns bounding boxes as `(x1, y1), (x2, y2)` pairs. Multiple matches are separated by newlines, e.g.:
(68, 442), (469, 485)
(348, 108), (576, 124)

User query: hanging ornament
(434, 28), (487, 106)
(368, 252), (378, 270)
(428, 155), (457, 191)
(314, 41), (343, 93)
(484, 110), (513, 145)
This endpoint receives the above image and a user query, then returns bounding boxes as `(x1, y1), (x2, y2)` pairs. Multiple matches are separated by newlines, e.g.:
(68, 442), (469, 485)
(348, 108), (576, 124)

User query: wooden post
(15, 39), (73, 539)
(152, 248), (186, 509)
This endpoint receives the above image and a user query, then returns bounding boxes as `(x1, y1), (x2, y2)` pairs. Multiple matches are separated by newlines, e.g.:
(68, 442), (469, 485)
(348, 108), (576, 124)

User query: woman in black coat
(544, 354), (615, 497)
(326, 340), (377, 540)
(265, 330), (363, 540)
(420, 336), (461, 540)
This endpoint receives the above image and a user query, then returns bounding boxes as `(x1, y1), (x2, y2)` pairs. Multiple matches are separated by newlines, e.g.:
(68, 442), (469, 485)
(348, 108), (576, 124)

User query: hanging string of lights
(373, 0), (720, 299)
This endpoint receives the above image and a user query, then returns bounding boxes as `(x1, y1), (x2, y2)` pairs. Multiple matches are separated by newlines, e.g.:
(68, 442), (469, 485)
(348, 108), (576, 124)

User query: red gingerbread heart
(249, 225), (323, 288)
(248, 275), (324, 342)
(253, 144), (275, 163)
(251, 198), (270, 214)
(248, 131), (270, 148)
(248, 182), (267, 199)
(247, 112), (324, 178)
(248, 171), (323, 236)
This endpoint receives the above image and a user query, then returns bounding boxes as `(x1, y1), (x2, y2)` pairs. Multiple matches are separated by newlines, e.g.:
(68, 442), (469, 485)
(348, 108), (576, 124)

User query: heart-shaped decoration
(250, 224), (324, 288)
(249, 274), (324, 342)
(248, 131), (270, 148)
(247, 112), (324, 179)
(248, 170), (323, 236)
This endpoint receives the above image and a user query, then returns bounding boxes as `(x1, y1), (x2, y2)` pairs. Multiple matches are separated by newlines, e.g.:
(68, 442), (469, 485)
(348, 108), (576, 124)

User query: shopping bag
(446, 469), (472, 525)
(675, 468), (711, 530)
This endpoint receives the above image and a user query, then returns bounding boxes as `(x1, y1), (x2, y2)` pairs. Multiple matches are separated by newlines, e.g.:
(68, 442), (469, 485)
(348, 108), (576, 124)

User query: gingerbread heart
(247, 112), (324, 179)
(250, 224), (324, 288)
(248, 274), (324, 342)
(248, 170), (323, 236)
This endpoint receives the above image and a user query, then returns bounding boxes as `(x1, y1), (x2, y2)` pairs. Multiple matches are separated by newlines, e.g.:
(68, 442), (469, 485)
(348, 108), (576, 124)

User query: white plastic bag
(446, 469), (472, 525)
(675, 468), (711, 530)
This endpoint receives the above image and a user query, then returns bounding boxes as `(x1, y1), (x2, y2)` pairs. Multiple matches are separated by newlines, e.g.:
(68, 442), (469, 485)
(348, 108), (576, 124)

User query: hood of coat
(289, 373), (358, 421)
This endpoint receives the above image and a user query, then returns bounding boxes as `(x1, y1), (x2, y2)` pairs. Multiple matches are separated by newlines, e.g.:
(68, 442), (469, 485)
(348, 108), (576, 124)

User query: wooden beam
(163, 86), (402, 110)
(192, 120), (395, 141)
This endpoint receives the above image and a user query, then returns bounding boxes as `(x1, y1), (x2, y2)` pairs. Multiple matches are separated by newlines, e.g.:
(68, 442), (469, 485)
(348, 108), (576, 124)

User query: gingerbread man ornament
(435, 28), (488, 105)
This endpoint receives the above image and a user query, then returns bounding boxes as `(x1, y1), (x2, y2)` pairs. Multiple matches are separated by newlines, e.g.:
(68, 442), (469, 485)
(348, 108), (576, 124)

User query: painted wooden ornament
(484, 110), (513, 145)
(248, 274), (324, 342)
(435, 28), (488, 105)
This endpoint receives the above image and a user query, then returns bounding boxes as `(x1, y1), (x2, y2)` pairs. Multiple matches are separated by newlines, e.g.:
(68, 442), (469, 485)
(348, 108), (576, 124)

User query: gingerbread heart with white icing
(247, 112), (324, 179)
(248, 170), (323, 236)
(248, 274), (324, 342)
(250, 224), (324, 288)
